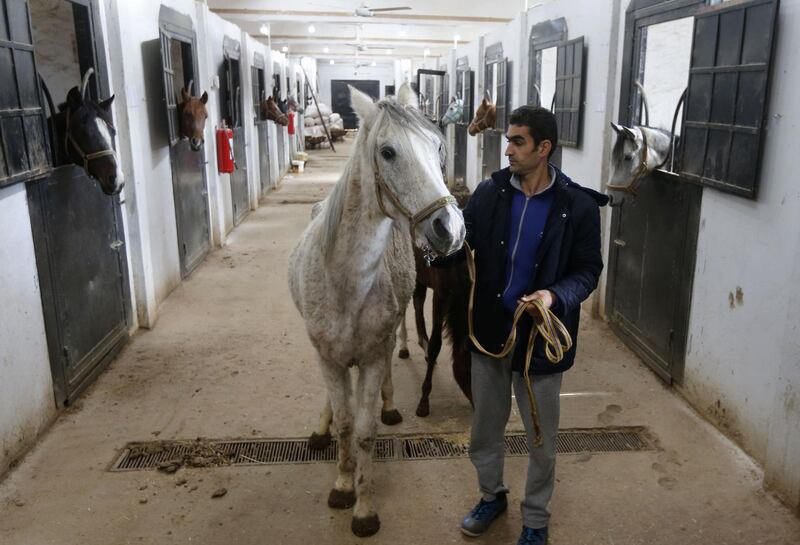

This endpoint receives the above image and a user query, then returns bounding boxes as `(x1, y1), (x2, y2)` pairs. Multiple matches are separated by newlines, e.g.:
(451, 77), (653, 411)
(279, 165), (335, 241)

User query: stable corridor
(1, 137), (798, 545)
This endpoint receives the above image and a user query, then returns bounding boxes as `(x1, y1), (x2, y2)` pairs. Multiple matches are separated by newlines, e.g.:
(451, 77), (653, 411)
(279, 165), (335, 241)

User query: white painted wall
(681, 0), (800, 506)
(453, 39), (482, 191)
(242, 32), (262, 209)
(0, 184), (56, 477)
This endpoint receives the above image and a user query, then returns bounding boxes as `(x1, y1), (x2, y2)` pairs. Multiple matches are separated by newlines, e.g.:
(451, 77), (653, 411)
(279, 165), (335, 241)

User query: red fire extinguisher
(287, 112), (295, 136)
(216, 125), (235, 173)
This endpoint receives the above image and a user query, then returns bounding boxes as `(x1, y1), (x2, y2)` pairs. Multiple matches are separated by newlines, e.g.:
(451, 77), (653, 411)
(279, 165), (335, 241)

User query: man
(454, 106), (607, 544)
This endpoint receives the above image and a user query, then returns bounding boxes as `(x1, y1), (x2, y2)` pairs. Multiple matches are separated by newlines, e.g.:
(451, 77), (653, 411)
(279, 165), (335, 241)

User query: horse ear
(67, 86), (83, 109)
(200, 91), (208, 104)
(610, 122), (636, 141)
(349, 85), (378, 127)
(397, 83), (418, 109)
(99, 94), (114, 111)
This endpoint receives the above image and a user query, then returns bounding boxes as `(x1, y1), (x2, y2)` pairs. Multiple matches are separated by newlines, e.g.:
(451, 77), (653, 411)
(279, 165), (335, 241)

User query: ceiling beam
(211, 8), (512, 24)
(267, 35), (465, 46)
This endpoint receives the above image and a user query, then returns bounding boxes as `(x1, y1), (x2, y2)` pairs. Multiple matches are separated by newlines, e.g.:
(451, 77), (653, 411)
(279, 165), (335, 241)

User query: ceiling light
(385, 49), (391, 55)
(371, 61), (377, 67)
(281, 45), (288, 53)
(308, 24), (316, 34)
(423, 48), (430, 56)
(260, 23), (270, 36)
(454, 34), (461, 41)
(399, 28), (407, 37)
(323, 46), (329, 53)
(329, 59), (335, 65)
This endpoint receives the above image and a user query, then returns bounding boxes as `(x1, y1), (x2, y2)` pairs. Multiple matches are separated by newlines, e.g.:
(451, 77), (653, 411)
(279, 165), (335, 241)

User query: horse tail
(443, 259), (473, 405)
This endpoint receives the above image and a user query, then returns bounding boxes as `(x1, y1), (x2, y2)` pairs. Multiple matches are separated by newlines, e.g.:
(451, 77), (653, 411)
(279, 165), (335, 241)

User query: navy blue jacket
(444, 166), (607, 375)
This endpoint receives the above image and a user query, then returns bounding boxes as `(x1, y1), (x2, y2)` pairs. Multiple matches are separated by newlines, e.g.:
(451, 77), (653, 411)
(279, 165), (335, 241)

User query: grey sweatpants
(469, 349), (562, 529)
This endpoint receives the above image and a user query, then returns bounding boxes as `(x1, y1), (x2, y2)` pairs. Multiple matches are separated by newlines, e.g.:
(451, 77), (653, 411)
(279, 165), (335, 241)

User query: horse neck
(641, 128), (671, 169)
(326, 134), (404, 279)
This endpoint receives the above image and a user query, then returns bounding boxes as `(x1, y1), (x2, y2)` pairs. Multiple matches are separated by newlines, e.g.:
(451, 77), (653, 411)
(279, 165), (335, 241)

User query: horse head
(61, 68), (124, 195)
(608, 122), (673, 195)
(468, 94), (496, 136)
(441, 97), (464, 126)
(261, 96), (288, 126)
(178, 80), (208, 151)
(348, 83), (465, 258)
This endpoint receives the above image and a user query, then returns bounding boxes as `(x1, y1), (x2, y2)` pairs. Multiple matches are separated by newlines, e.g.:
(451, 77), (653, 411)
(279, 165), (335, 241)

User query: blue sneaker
(517, 525), (548, 545)
(460, 493), (507, 537)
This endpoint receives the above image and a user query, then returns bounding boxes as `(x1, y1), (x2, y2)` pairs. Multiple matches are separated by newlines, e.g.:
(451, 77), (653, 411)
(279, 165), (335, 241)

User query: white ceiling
(208, 1), (523, 63)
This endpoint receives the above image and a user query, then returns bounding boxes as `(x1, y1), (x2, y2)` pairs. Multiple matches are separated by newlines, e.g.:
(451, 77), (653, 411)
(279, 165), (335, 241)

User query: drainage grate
(109, 427), (653, 471)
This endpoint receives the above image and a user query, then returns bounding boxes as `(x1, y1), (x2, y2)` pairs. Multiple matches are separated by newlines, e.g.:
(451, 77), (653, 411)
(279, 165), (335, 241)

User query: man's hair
(509, 106), (558, 158)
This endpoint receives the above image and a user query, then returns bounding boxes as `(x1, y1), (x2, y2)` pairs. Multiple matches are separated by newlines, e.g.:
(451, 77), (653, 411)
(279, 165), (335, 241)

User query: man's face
(505, 124), (551, 175)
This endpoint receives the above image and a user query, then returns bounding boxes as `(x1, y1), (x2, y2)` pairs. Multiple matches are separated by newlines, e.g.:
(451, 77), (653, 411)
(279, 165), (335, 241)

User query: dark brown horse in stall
(41, 67), (124, 195)
(178, 80), (208, 151)
(260, 95), (289, 126)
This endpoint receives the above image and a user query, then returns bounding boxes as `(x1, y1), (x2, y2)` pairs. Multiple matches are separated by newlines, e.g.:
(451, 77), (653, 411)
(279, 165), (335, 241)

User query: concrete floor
(1, 136), (798, 545)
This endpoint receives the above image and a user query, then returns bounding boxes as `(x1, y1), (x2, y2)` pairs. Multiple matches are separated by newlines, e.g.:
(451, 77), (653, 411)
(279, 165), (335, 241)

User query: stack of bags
(303, 103), (343, 137)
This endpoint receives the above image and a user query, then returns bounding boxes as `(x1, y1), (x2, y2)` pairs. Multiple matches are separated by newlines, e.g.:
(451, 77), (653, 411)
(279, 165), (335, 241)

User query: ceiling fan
(354, 2), (411, 17)
(345, 43), (395, 52)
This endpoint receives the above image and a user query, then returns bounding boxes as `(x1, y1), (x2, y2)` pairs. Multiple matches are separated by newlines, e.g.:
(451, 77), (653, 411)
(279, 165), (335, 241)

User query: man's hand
(519, 290), (557, 317)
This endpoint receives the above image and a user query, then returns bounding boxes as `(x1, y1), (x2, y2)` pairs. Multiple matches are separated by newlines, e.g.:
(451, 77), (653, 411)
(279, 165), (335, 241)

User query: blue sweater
(501, 171), (556, 321)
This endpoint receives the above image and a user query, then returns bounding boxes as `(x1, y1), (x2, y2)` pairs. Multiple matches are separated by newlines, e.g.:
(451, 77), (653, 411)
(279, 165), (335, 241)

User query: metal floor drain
(109, 427), (653, 471)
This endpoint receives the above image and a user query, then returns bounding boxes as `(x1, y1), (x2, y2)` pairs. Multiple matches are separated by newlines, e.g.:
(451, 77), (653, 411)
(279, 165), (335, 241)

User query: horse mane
(318, 96), (446, 259)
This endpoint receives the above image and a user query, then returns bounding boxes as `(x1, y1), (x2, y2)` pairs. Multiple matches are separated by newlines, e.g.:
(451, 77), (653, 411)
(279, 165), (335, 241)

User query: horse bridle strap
(372, 160), (457, 232)
(464, 241), (572, 446)
(65, 109), (117, 172)
(607, 128), (672, 195)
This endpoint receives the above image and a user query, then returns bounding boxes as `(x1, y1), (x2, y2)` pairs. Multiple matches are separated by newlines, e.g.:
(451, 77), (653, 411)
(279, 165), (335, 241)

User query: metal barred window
(0, 0), (51, 187)
(554, 36), (585, 148)
(679, 0), (779, 198)
(495, 59), (511, 131)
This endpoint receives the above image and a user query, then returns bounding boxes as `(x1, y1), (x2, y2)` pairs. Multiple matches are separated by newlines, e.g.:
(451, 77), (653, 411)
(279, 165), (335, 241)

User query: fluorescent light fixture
(323, 46), (329, 53)
(423, 48), (430, 56)
(371, 61), (376, 67)
(399, 28), (407, 37)
(454, 34), (461, 41)
(281, 45), (289, 53)
(385, 49), (392, 55)
(260, 23), (270, 36)
(329, 59), (335, 65)
(308, 24), (316, 34)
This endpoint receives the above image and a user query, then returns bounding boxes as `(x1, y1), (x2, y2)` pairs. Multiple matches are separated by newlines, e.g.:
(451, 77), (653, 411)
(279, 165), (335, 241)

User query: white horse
(441, 96), (464, 125)
(607, 122), (673, 196)
(288, 83), (465, 537)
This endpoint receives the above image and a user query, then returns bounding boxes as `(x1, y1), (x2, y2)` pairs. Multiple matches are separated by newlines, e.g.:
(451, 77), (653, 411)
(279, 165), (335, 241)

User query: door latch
(613, 239), (627, 247)
(110, 240), (124, 250)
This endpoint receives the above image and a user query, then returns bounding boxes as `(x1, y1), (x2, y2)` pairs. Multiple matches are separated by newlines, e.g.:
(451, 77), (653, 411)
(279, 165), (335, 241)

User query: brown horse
(467, 92), (496, 136)
(412, 247), (473, 416)
(178, 81), (208, 151)
(261, 96), (289, 126)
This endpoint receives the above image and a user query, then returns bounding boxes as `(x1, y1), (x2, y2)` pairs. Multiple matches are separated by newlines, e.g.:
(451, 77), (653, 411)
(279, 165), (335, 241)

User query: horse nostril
(432, 217), (449, 239)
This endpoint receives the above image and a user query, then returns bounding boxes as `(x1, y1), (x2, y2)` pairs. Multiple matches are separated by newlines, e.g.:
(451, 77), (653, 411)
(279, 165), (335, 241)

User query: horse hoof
(415, 402), (430, 418)
(352, 514), (381, 537)
(307, 432), (332, 451)
(328, 488), (356, 509)
(381, 409), (403, 426)
(398, 348), (410, 359)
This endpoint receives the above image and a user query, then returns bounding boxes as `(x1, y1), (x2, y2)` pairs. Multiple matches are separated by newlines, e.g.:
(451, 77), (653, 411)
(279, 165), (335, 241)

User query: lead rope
(464, 241), (572, 446)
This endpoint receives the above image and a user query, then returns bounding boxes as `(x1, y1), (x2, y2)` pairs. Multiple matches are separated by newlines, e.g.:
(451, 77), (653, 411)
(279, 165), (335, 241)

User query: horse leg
(416, 293), (446, 417)
(307, 395), (333, 450)
(413, 282), (429, 352)
(397, 307), (410, 359)
(351, 361), (387, 537)
(380, 361), (403, 425)
(319, 363), (356, 510)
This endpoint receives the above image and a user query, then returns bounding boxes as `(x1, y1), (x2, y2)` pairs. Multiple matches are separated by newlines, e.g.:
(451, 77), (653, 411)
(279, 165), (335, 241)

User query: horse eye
(381, 147), (395, 160)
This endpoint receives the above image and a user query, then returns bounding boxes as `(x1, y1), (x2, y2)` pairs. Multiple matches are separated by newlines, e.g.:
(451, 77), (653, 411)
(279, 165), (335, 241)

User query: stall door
(331, 79), (379, 129)
(23, 0), (130, 405)
(159, 10), (210, 277)
(222, 39), (249, 225)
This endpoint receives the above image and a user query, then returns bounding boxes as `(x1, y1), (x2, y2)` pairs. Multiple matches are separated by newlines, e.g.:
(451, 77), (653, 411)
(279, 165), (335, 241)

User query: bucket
(291, 160), (305, 173)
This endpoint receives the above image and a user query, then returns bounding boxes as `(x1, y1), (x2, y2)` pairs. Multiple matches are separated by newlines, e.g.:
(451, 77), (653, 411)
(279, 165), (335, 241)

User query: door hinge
(62, 346), (71, 366)
(110, 239), (124, 250)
